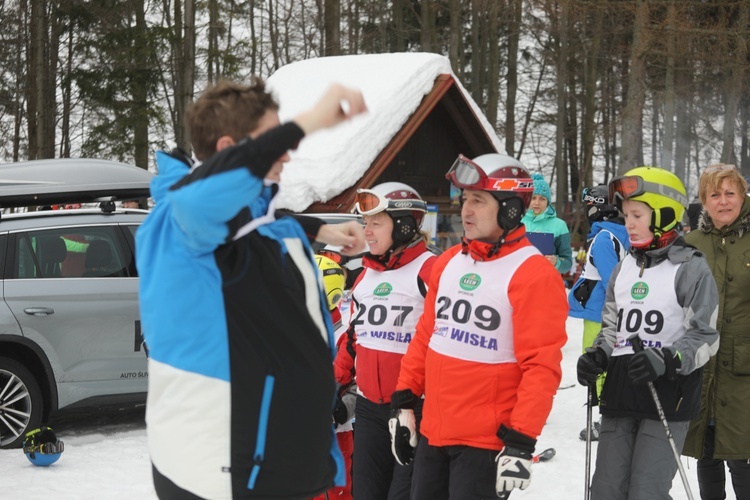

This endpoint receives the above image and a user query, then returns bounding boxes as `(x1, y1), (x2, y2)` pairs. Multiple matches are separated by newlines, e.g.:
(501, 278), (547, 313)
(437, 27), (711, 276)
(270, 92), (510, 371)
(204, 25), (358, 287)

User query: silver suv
(0, 158), (152, 448)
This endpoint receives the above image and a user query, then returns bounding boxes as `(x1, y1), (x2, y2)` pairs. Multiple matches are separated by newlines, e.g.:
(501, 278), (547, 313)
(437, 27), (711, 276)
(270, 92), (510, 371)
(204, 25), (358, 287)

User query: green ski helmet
(608, 166), (688, 236)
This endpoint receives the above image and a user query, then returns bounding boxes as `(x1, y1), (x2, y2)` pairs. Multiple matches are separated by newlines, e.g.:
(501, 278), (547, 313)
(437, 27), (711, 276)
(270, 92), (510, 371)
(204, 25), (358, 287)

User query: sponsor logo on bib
(459, 273), (481, 291)
(374, 282), (393, 296)
(631, 281), (649, 300)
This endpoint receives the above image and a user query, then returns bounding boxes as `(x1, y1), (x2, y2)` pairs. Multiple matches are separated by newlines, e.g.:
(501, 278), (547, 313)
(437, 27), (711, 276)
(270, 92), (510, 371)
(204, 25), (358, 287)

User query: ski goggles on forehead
(445, 154), (534, 192)
(609, 175), (688, 207)
(353, 189), (427, 216)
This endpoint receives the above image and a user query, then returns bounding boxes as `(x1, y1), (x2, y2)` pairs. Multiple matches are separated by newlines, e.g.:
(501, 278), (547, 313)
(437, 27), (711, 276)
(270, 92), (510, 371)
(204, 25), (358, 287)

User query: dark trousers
(352, 395), (421, 500)
(697, 425), (750, 500)
(411, 438), (500, 500)
(153, 464), (206, 500)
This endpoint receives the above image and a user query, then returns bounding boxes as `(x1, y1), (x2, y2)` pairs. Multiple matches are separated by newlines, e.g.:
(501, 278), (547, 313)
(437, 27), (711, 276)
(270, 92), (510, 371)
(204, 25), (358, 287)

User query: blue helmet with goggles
(354, 182), (427, 246)
(23, 426), (64, 466)
(446, 153), (534, 231)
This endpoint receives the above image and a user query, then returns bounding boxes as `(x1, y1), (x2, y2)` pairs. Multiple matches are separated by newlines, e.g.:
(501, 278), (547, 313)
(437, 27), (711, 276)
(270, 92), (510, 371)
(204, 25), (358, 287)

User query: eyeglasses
(353, 189), (427, 216)
(608, 175), (689, 207)
(445, 154), (534, 192)
(704, 164), (736, 174)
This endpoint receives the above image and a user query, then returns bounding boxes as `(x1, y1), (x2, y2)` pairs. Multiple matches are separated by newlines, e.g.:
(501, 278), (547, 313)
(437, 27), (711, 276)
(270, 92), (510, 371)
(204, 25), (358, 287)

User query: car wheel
(0, 357), (43, 449)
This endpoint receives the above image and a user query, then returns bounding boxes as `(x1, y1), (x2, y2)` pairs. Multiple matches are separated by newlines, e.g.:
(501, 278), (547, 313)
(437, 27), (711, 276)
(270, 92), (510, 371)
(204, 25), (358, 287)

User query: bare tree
(554, 0), (569, 214)
(173, 0), (195, 153)
(720, 0), (749, 163)
(505, 0), (522, 156)
(620, 0), (650, 173)
(323, 0), (340, 55)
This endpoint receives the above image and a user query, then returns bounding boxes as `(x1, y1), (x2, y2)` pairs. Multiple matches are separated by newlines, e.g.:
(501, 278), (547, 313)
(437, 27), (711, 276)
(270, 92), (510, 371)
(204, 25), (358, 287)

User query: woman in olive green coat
(683, 164), (750, 499)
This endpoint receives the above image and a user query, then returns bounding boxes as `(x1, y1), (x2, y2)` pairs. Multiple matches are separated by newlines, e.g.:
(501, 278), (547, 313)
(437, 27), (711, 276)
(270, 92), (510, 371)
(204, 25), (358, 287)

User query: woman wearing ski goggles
(336, 181), (437, 499)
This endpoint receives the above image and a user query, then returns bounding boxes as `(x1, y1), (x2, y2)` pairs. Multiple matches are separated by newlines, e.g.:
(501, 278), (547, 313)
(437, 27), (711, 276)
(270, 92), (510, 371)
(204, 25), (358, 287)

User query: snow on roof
(267, 52), (502, 212)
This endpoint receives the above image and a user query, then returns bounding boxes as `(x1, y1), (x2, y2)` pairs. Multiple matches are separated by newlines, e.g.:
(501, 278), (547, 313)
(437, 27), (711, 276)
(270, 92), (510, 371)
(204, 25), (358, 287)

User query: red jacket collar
(462, 226), (530, 261)
(363, 240), (430, 272)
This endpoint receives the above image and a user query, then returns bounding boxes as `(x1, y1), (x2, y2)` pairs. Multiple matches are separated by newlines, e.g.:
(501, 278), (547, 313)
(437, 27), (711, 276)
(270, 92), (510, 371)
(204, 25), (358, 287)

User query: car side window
(15, 227), (130, 279)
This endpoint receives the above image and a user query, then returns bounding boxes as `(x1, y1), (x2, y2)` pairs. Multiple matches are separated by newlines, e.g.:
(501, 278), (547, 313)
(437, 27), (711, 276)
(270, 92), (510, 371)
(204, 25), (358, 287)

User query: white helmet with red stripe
(446, 153), (533, 231)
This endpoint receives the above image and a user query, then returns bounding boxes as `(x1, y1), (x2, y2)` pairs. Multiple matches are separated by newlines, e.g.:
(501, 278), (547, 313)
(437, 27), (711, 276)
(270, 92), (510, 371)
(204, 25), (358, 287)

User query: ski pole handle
(629, 334), (644, 353)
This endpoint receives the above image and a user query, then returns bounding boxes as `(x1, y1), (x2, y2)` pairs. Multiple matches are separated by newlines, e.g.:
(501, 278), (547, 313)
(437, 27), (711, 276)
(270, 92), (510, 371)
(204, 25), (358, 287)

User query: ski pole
(629, 335), (694, 500)
(584, 385), (594, 500)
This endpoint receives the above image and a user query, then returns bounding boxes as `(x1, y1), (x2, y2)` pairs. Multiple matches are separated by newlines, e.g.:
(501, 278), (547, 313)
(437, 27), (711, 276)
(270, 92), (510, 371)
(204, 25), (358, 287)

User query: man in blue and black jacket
(136, 78), (366, 500)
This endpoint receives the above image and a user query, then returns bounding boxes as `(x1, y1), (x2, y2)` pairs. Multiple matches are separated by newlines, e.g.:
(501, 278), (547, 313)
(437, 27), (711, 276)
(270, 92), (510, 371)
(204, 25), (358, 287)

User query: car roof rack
(0, 158), (152, 211)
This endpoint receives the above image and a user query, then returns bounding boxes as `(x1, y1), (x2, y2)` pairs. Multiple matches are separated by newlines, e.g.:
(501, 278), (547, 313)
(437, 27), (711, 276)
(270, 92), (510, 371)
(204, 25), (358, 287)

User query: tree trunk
(13, 0), (27, 161)
(173, 0), (185, 149)
(175, 0), (195, 152)
(207, 0), (218, 83)
(505, 0), (521, 156)
(554, 0), (568, 214)
(741, 93), (749, 177)
(131, 0), (150, 170)
(421, 0), (437, 53)
(323, 0), (340, 55)
(619, 0), (650, 174)
(486, 0), (500, 127)
(470, 0), (482, 105)
(720, 0), (749, 164)
(660, 1), (676, 170)
(269, 0), (279, 69)
(44, 7), (60, 159)
(581, 1), (604, 192)
(674, 64), (692, 191)
(61, 19), (74, 158)
(27, 0), (45, 159)
(448, 0), (460, 75)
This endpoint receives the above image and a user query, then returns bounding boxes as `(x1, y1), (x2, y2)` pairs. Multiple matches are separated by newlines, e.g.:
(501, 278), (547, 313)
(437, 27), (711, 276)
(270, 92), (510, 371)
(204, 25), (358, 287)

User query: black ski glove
(628, 346), (681, 384)
(389, 389), (418, 466)
(577, 347), (608, 387)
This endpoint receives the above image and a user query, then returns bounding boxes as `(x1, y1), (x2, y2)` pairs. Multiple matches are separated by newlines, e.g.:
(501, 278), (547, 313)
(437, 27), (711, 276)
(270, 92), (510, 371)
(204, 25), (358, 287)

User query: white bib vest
(352, 252), (433, 354)
(580, 230), (626, 281)
(611, 255), (686, 357)
(428, 246), (538, 364)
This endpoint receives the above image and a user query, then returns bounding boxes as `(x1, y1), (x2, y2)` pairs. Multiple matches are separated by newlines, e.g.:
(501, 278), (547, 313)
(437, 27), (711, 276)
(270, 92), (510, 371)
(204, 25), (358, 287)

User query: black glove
(333, 398), (348, 425)
(628, 347), (681, 384)
(577, 347), (608, 387)
(389, 390), (418, 466)
(496, 425), (536, 495)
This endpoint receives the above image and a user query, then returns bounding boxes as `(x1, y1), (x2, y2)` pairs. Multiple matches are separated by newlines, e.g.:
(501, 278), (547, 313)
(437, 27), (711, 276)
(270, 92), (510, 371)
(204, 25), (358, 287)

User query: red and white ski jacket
(396, 227), (568, 450)
(334, 240), (437, 404)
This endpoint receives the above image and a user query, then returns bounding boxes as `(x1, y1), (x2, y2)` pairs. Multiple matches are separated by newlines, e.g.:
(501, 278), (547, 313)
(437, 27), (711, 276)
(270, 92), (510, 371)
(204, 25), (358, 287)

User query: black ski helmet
(582, 184), (619, 223)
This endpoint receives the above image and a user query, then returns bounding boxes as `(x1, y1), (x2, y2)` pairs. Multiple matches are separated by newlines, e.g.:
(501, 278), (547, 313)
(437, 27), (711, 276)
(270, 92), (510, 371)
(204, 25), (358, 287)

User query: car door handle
(24, 307), (55, 316)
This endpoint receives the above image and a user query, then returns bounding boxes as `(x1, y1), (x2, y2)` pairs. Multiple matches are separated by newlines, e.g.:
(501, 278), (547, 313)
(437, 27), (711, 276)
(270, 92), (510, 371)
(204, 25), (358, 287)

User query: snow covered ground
(0, 316), (735, 500)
